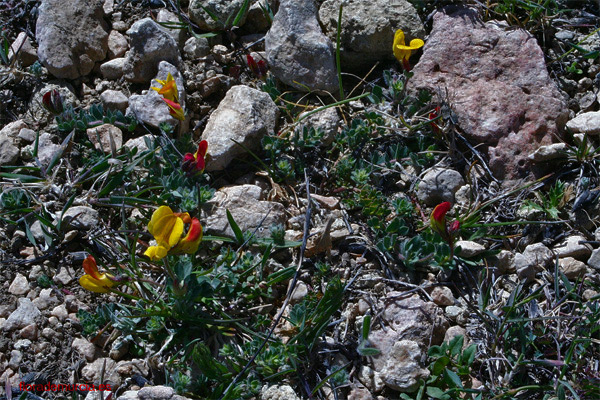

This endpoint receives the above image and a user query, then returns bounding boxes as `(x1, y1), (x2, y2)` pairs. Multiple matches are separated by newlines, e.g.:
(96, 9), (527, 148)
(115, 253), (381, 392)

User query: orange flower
(79, 255), (117, 293)
(151, 72), (179, 102)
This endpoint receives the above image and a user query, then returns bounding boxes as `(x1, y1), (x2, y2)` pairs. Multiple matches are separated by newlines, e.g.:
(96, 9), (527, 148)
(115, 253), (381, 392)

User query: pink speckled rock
(409, 7), (568, 181)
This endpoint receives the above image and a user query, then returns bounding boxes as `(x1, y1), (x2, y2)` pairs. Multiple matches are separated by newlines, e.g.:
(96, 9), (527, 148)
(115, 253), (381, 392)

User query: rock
(265, 0), (338, 93)
(290, 281), (309, 303)
(417, 167), (464, 206)
(244, 0), (272, 32)
(202, 184), (287, 239)
(261, 384), (301, 400)
(61, 206), (99, 231)
(553, 235), (592, 260)
(201, 85), (278, 171)
(124, 18), (181, 83)
(100, 57), (126, 80)
(491, 249), (514, 274)
(50, 304), (69, 320)
(3, 298), (41, 331)
(444, 305), (466, 323)
(8, 32), (37, 67)
(157, 9), (186, 46)
(18, 128), (37, 143)
(124, 135), (152, 152)
(409, 7), (567, 181)
(369, 293), (447, 391)
(0, 134), (19, 166)
(430, 286), (455, 306)
(81, 358), (119, 385)
(109, 336), (130, 360)
(566, 111), (600, 135)
(588, 248), (600, 272)
(443, 325), (467, 344)
(115, 359), (149, 377)
(311, 194), (340, 209)
(33, 288), (59, 310)
(108, 30), (128, 59)
(72, 338), (97, 362)
(19, 323), (38, 340)
(455, 240), (486, 257)
(297, 107), (341, 146)
(514, 243), (554, 282)
(357, 365), (385, 393)
(378, 340), (429, 392)
(137, 385), (174, 400)
(8, 350), (23, 369)
(104, 0), (114, 14)
(86, 124), (123, 153)
(318, 0), (425, 70)
(559, 257), (587, 281)
(188, 0), (249, 31)
(101, 90), (129, 111)
(183, 36), (210, 59)
(8, 273), (29, 296)
(528, 143), (568, 162)
(33, 132), (62, 168)
(1, 120), (28, 139)
(36, 0), (109, 79)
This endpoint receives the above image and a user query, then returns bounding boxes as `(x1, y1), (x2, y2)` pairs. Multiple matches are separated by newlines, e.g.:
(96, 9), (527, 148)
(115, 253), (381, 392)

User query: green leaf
(443, 369), (463, 389)
(226, 209), (244, 245)
(449, 335), (464, 357)
(56, 193), (76, 232)
(431, 356), (450, 376)
(231, 0), (251, 27)
(428, 345), (444, 358)
(462, 344), (477, 366)
(426, 386), (447, 399)
(45, 130), (74, 176)
(362, 314), (371, 341)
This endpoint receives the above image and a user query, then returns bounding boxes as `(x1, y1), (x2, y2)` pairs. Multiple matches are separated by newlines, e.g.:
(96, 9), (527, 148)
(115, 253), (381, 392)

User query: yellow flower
(144, 206), (203, 261)
(393, 29), (424, 67)
(79, 255), (117, 293)
(163, 98), (186, 121)
(151, 72), (179, 102)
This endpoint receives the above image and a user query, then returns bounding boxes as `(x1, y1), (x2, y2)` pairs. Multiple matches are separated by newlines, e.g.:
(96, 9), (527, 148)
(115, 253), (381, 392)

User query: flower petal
(144, 245), (170, 261)
(148, 206), (179, 247)
(82, 255), (102, 280)
(171, 218), (203, 255)
(163, 98), (185, 121)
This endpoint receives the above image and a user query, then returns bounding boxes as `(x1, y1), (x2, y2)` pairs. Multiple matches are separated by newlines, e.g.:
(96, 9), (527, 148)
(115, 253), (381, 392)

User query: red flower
(182, 140), (208, 176)
(429, 106), (441, 135)
(42, 89), (63, 115)
(430, 202), (460, 243)
(247, 54), (268, 79)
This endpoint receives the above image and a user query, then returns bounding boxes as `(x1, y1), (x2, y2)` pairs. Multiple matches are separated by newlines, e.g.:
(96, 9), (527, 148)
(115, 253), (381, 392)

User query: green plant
(519, 180), (568, 220)
(55, 103), (138, 134)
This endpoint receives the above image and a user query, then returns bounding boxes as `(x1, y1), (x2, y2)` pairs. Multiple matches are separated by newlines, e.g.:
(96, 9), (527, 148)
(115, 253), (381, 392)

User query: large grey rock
(36, 0), (109, 79)
(369, 293), (447, 392)
(265, 0), (339, 93)
(107, 30), (128, 59)
(100, 57), (126, 80)
(202, 184), (286, 239)
(417, 167), (464, 206)
(3, 298), (41, 331)
(8, 273), (29, 296)
(124, 18), (181, 83)
(409, 7), (568, 181)
(183, 36), (210, 59)
(559, 257), (587, 281)
(553, 235), (592, 260)
(189, 0), (249, 31)
(566, 111), (600, 135)
(86, 124), (123, 154)
(318, 0), (424, 70)
(101, 90), (129, 112)
(201, 85), (278, 171)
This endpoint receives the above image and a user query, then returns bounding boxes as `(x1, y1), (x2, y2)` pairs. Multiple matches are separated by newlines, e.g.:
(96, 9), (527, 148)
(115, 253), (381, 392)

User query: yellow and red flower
(144, 206), (203, 261)
(151, 72), (179, 102)
(393, 29), (424, 71)
(162, 98), (185, 121)
(79, 255), (118, 293)
(430, 202), (460, 243)
(182, 140), (208, 176)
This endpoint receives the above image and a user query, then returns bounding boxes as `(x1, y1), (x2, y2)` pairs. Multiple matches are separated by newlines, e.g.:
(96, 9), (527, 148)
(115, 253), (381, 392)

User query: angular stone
(101, 90), (129, 111)
(559, 257), (587, 281)
(378, 340), (429, 392)
(417, 167), (464, 206)
(318, 0), (425, 70)
(183, 36), (210, 59)
(8, 273), (29, 296)
(0, 134), (19, 166)
(297, 107), (341, 146)
(36, 0), (109, 79)
(107, 30), (128, 59)
(61, 206), (100, 231)
(455, 240), (486, 257)
(157, 9), (186, 46)
(201, 85), (278, 171)
(409, 7), (568, 180)
(189, 0), (249, 31)
(3, 298), (41, 331)
(202, 184), (286, 239)
(124, 18), (181, 83)
(529, 143), (567, 162)
(87, 124), (123, 153)
(588, 248), (600, 272)
(261, 385), (301, 400)
(265, 0), (338, 93)
(72, 337), (97, 362)
(9, 32), (37, 67)
(430, 286), (455, 306)
(566, 111), (600, 135)
(553, 235), (592, 260)
(100, 57), (126, 80)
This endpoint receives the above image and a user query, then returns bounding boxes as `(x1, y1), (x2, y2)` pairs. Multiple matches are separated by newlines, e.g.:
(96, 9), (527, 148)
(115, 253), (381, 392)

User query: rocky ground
(1, 0), (600, 399)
